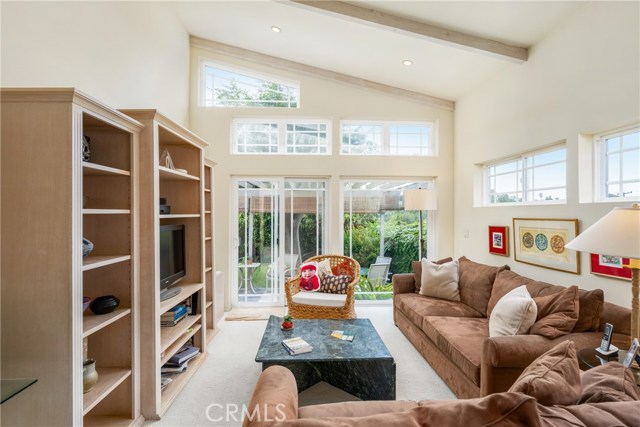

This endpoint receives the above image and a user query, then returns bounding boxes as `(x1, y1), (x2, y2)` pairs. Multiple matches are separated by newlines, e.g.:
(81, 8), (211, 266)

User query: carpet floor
(146, 305), (455, 427)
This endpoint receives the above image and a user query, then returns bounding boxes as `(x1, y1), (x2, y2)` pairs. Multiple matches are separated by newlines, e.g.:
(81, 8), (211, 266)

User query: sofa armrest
(393, 273), (415, 295)
(243, 366), (298, 427)
(480, 332), (619, 396)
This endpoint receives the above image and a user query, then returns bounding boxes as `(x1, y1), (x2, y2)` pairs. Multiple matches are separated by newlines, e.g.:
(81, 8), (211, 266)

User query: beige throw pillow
(489, 285), (537, 337)
(419, 259), (460, 301)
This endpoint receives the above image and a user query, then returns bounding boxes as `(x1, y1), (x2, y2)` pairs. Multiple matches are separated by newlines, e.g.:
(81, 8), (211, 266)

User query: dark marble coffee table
(255, 315), (396, 400)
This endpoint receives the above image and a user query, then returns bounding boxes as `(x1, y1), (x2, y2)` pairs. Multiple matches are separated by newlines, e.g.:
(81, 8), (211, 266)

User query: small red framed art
(489, 226), (509, 256)
(590, 253), (632, 281)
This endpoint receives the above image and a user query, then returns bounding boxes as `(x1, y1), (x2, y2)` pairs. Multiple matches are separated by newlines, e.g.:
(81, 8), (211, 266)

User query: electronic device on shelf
(159, 197), (171, 215)
(596, 322), (618, 355)
(159, 224), (185, 301)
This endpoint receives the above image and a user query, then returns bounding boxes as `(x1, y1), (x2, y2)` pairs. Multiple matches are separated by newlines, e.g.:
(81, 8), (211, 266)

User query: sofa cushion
(489, 285), (537, 337)
(508, 341), (581, 406)
(573, 289), (604, 332)
(423, 316), (489, 385)
(412, 257), (453, 293)
(578, 362), (640, 403)
(487, 269), (555, 316)
(419, 259), (460, 301)
(292, 292), (346, 307)
(457, 256), (508, 317)
(530, 285), (579, 338)
(298, 400), (418, 419)
(395, 293), (484, 328)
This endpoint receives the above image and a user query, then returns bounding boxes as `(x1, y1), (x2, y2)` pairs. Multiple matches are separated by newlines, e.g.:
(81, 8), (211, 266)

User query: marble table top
(255, 315), (394, 363)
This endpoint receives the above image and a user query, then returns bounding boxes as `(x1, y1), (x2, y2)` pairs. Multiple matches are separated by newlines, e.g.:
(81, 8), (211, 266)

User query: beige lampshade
(403, 189), (438, 211)
(564, 205), (640, 259)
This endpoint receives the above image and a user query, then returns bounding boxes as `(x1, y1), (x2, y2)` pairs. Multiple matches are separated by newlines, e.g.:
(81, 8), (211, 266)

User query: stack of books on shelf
(161, 345), (200, 375)
(282, 337), (313, 355)
(161, 304), (187, 327)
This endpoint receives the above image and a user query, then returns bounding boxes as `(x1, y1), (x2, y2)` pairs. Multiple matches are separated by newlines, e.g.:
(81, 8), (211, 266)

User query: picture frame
(488, 226), (509, 256)
(590, 253), (632, 281)
(512, 218), (580, 274)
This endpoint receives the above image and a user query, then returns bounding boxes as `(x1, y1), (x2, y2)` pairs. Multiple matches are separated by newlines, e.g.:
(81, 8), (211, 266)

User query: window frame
(231, 118), (332, 155)
(339, 120), (436, 157)
(199, 59), (300, 108)
(484, 144), (567, 206)
(594, 125), (640, 202)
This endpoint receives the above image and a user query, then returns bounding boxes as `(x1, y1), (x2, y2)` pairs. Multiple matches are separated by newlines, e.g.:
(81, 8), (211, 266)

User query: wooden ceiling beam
(288, 0), (528, 63)
(190, 36), (455, 111)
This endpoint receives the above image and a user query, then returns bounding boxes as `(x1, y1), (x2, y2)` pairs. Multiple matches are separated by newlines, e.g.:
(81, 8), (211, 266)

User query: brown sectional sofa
(243, 342), (640, 427)
(393, 257), (632, 398)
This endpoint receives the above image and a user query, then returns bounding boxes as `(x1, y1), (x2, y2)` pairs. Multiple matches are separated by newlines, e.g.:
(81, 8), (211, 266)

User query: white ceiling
(172, 1), (585, 102)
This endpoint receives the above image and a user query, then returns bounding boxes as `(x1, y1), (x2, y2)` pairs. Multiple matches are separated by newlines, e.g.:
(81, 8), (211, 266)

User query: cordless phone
(596, 323), (618, 355)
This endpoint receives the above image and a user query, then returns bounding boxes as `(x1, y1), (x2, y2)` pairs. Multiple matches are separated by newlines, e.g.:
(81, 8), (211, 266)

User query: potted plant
(281, 315), (294, 330)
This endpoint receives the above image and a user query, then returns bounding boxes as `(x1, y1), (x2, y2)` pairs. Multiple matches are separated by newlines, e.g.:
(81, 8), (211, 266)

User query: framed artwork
(590, 253), (632, 281)
(488, 226), (509, 256)
(512, 218), (580, 274)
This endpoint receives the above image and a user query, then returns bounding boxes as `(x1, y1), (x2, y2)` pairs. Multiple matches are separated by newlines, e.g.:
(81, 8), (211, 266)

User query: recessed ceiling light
(271, 26), (281, 33)
(402, 60), (413, 66)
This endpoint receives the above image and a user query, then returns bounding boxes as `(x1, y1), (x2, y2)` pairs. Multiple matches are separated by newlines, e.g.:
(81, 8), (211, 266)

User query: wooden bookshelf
(120, 109), (209, 420)
(1, 88), (142, 426)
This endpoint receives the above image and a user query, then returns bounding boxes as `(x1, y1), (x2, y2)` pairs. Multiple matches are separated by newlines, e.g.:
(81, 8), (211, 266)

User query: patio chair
(285, 254), (360, 319)
(367, 263), (390, 287)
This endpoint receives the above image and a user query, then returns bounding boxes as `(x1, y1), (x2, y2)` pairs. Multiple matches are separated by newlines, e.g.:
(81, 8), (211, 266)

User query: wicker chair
(285, 254), (360, 319)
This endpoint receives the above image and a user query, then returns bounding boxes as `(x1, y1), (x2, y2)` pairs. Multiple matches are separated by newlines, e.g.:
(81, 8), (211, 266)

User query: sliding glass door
(233, 178), (327, 306)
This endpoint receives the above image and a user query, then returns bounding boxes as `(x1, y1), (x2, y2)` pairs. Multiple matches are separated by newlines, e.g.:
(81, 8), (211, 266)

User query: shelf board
(160, 315), (202, 354)
(83, 367), (132, 415)
(159, 213), (200, 219)
(205, 300), (213, 309)
(204, 188), (211, 193)
(205, 267), (212, 273)
(158, 166), (200, 181)
(204, 236), (212, 241)
(206, 328), (219, 345)
(160, 323), (202, 366)
(83, 162), (131, 177)
(160, 353), (207, 416)
(83, 414), (140, 427)
(83, 308), (131, 338)
(83, 209), (131, 215)
(83, 255), (131, 271)
(204, 210), (211, 214)
(159, 283), (203, 314)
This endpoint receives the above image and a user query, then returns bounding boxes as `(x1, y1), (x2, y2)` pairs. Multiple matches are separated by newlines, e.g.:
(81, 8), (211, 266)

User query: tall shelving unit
(1, 88), (142, 426)
(120, 110), (209, 419)
(203, 158), (220, 343)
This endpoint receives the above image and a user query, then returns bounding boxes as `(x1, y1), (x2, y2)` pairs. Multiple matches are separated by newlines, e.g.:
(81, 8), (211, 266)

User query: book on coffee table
(282, 337), (313, 355)
(331, 330), (355, 342)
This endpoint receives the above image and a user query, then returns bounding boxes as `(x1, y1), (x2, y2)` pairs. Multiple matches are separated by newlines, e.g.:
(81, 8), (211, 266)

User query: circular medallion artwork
(522, 232), (534, 248)
(550, 235), (565, 254)
(535, 233), (548, 251)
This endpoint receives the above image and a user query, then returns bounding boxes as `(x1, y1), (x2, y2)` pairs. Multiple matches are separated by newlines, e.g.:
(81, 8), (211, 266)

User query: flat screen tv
(159, 224), (185, 301)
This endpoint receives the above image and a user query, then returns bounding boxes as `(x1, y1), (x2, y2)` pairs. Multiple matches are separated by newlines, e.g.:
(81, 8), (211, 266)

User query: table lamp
(403, 189), (438, 260)
(564, 204), (640, 339)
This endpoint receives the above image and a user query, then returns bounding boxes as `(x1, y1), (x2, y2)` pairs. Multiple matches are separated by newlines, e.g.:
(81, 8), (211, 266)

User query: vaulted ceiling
(172, 1), (585, 104)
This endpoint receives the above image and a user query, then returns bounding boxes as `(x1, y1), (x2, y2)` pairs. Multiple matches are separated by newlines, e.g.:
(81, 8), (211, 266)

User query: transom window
(485, 145), (566, 204)
(232, 119), (330, 154)
(202, 62), (299, 108)
(340, 121), (434, 156)
(596, 126), (640, 200)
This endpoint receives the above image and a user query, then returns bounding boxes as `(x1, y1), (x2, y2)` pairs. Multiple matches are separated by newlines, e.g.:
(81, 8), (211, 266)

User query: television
(159, 224), (186, 301)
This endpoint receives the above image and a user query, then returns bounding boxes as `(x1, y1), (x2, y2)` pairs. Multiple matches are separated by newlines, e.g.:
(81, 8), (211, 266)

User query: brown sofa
(393, 256), (632, 398)
(243, 342), (640, 427)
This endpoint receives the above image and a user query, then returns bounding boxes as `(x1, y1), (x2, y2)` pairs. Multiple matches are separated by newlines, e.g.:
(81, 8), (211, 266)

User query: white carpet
(147, 306), (455, 427)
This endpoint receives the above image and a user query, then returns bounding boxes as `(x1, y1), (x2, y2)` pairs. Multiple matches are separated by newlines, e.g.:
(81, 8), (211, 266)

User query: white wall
(454, 1), (640, 308)
(1, 2), (190, 125)
(189, 48), (455, 309)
